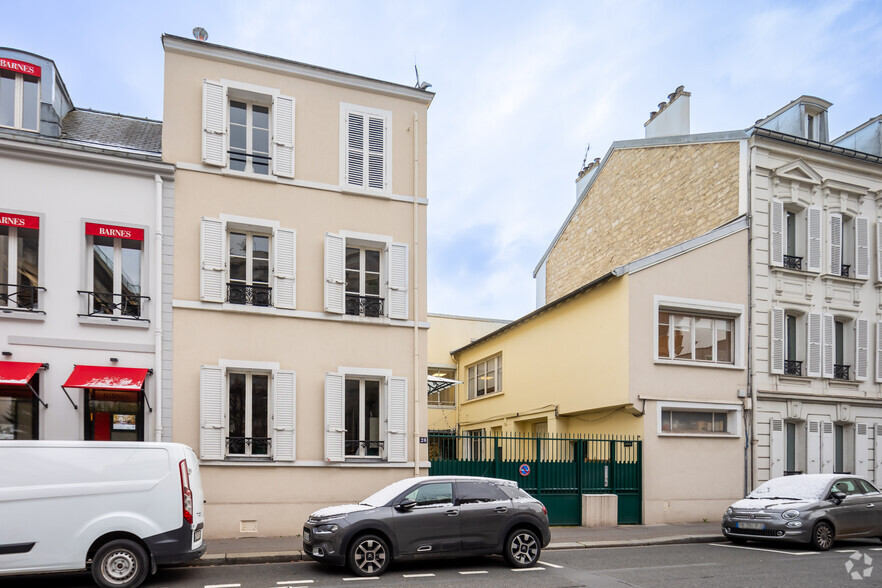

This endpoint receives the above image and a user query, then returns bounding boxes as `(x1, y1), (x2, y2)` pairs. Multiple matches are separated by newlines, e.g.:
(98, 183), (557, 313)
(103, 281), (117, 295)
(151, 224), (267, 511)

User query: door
(392, 482), (460, 555)
(829, 478), (878, 536)
(455, 480), (512, 551)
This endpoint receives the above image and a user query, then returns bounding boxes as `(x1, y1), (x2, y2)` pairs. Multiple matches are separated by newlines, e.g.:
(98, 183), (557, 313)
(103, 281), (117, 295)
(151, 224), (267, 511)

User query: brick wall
(546, 142), (741, 302)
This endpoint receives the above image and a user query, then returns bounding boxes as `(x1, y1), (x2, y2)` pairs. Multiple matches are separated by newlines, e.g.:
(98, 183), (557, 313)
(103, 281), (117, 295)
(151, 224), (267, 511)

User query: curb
(190, 534), (724, 566)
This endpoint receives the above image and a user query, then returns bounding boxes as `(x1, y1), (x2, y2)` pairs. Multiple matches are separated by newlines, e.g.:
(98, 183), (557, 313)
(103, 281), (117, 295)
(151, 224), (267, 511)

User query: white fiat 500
(722, 473), (882, 550)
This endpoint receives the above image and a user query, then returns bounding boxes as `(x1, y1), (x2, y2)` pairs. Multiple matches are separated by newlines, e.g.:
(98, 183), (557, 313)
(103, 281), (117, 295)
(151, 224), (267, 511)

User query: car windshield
(747, 476), (829, 500)
(360, 478), (426, 507)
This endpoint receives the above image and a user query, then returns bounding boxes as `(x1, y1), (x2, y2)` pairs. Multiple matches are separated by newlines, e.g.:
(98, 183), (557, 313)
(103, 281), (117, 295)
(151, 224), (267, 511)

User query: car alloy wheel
(811, 521), (834, 551)
(348, 534), (390, 576)
(504, 528), (540, 567)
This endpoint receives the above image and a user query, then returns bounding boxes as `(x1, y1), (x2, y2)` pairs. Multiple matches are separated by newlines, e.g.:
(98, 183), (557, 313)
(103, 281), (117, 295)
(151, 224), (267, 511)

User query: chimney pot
(659, 102), (667, 109)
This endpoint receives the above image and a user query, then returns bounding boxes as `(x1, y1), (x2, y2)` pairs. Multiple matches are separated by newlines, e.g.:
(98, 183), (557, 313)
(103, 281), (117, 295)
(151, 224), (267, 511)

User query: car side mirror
(831, 491), (846, 504)
(395, 499), (417, 511)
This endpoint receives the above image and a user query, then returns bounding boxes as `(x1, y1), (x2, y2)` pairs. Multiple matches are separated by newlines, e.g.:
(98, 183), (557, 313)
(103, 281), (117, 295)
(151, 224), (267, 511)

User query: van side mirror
(831, 491), (846, 504)
(395, 499), (417, 511)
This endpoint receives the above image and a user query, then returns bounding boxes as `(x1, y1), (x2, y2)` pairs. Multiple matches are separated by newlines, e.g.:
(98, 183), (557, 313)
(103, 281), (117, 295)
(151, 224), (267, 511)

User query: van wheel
(91, 539), (149, 588)
(347, 534), (390, 576)
(503, 528), (541, 568)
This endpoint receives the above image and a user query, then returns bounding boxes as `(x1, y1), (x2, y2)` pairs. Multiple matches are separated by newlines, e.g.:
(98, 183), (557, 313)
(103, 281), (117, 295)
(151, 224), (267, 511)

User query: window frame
(225, 369), (272, 458)
(466, 354), (503, 400)
(227, 228), (272, 307)
(0, 212), (42, 314)
(657, 401), (741, 438)
(228, 98), (271, 175)
(427, 365), (457, 408)
(85, 230), (146, 320)
(654, 296), (744, 369)
(344, 376), (384, 459)
(340, 102), (392, 195)
(0, 68), (40, 132)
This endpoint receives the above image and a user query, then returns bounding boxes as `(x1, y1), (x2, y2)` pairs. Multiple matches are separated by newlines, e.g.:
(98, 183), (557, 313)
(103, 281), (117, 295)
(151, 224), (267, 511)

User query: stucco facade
(162, 36), (432, 538)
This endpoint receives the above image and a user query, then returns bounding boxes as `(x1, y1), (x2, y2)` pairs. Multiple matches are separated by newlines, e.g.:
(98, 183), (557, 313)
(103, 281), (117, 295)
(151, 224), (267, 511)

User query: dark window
(0, 373), (39, 440)
(456, 481), (509, 505)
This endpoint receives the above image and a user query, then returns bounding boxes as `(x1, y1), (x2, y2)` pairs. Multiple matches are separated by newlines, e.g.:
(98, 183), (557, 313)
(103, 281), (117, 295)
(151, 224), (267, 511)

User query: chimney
(575, 157), (601, 199)
(644, 85), (690, 138)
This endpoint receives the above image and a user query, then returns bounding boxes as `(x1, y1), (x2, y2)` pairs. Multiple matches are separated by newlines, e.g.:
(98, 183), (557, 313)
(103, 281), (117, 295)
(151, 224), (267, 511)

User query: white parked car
(0, 441), (206, 588)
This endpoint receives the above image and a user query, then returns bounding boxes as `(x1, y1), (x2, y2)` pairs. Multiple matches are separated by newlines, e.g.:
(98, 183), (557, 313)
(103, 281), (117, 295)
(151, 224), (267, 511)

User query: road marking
(277, 582), (316, 585)
(342, 578), (379, 582)
(711, 543), (818, 556)
(870, 548), (882, 551)
(459, 570), (489, 575)
(512, 567), (545, 572)
(539, 560), (564, 569)
(403, 574), (436, 578)
(206, 585), (242, 588)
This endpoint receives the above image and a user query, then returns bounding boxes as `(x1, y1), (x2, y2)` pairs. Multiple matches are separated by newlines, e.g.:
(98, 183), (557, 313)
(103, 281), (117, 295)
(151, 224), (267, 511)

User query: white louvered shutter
(875, 424), (882, 485)
(807, 207), (823, 273)
(830, 213), (842, 277)
(770, 200), (784, 267)
(272, 94), (295, 178)
(770, 308), (785, 374)
(202, 80), (226, 167)
(272, 370), (296, 462)
(856, 318), (869, 381)
(201, 217), (225, 303)
(366, 115), (386, 191)
(877, 223), (882, 282)
(387, 243), (409, 320)
(769, 418), (785, 478)
(822, 314), (835, 379)
(877, 323), (882, 383)
(806, 421), (820, 474)
(325, 373), (345, 462)
(273, 228), (296, 309)
(820, 421), (834, 473)
(807, 313), (822, 377)
(856, 217), (870, 279)
(386, 376), (407, 463)
(345, 111), (365, 189)
(855, 423), (869, 478)
(200, 366), (225, 460)
(324, 233), (345, 314)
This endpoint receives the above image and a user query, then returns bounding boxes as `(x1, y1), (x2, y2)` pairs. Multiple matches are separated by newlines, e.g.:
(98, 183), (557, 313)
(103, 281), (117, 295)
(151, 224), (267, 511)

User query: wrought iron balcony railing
(345, 439), (384, 456)
(345, 294), (384, 317)
(227, 282), (271, 307)
(0, 283), (45, 312)
(78, 290), (149, 320)
(833, 364), (851, 380)
(839, 264), (851, 278)
(784, 359), (803, 376)
(783, 255), (803, 270)
(226, 436), (271, 456)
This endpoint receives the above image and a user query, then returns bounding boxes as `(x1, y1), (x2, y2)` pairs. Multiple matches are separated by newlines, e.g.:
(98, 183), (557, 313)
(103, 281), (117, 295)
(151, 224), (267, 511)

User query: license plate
(737, 521), (765, 530)
(194, 529), (202, 542)
(304, 531), (310, 542)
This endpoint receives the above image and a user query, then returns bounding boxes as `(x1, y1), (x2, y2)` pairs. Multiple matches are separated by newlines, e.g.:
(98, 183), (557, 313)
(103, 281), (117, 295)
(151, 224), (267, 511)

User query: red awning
(63, 365), (149, 391)
(0, 361), (43, 386)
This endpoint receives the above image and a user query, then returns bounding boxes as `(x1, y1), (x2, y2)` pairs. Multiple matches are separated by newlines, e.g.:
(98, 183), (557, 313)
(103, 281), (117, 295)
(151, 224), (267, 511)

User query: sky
(3, 1), (881, 320)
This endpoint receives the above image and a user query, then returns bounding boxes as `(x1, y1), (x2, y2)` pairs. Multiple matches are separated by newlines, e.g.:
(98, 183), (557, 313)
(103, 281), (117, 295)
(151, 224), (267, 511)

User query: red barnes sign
(0, 212), (39, 229)
(0, 58), (41, 77)
(85, 222), (144, 241)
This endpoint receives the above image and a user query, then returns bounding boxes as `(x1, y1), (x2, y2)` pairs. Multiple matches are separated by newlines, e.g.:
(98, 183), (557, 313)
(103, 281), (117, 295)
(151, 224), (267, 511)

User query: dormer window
(0, 58), (40, 132)
(803, 105), (828, 142)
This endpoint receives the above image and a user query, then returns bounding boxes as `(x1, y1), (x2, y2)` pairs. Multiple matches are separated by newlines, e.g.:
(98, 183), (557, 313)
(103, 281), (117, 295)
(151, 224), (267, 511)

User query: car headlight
(725, 507), (733, 516)
(314, 524), (339, 534)
(781, 510), (800, 520)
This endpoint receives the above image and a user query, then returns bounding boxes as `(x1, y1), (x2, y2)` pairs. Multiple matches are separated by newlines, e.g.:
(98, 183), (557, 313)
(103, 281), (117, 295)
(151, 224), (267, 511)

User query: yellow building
(161, 35), (433, 538)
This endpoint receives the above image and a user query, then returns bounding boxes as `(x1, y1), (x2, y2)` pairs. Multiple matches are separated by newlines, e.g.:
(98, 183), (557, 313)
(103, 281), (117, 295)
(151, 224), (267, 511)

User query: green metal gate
(428, 432), (642, 526)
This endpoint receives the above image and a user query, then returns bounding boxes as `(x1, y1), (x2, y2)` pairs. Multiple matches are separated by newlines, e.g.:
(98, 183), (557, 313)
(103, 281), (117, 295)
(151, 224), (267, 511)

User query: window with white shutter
(272, 370), (296, 462)
(273, 228), (296, 310)
(856, 318), (869, 381)
(341, 103), (391, 194)
(876, 322), (882, 384)
(806, 207), (822, 273)
(202, 79), (295, 179)
(769, 200), (784, 267)
(822, 314), (835, 379)
(325, 232), (408, 319)
(829, 213), (842, 277)
(820, 421), (834, 473)
(200, 218), (225, 303)
(200, 365), (225, 460)
(386, 376), (407, 463)
(875, 424), (882, 485)
(855, 423), (869, 478)
(770, 308), (785, 375)
(807, 312), (822, 377)
(325, 373), (345, 462)
(769, 418), (785, 478)
(806, 421), (820, 474)
(877, 223), (882, 282)
(855, 217), (870, 279)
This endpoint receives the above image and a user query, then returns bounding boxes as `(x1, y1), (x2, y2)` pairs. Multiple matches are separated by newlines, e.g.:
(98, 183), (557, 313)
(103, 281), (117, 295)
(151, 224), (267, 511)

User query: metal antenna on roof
(414, 57), (432, 91)
(193, 27), (209, 42)
(581, 143), (591, 168)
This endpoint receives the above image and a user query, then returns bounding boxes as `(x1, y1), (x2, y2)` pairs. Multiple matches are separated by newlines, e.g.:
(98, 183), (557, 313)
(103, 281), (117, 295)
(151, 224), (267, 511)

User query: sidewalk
(193, 522), (724, 566)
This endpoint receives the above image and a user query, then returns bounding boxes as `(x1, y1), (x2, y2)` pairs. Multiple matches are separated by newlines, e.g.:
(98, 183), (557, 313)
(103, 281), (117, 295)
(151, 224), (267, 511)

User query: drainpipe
(413, 112), (421, 477)
(154, 174), (164, 442)
(745, 143), (754, 496)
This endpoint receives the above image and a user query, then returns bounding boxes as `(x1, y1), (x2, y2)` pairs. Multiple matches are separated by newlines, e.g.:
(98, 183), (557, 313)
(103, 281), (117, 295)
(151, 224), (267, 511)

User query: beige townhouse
(161, 35), (432, 538)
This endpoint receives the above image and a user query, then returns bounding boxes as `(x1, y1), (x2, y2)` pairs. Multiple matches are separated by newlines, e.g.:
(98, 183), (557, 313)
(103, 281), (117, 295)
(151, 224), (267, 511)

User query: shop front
(62, 365), (150, 442)
(0, 361), (46, 440)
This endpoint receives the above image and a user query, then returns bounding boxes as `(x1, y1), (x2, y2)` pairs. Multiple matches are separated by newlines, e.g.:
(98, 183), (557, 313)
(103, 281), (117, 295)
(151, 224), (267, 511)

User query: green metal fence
(428, 431), (642, 525)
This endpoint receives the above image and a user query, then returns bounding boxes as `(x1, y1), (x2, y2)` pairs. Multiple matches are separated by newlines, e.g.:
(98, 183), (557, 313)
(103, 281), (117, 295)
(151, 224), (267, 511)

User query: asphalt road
(6, 540), (882, 587)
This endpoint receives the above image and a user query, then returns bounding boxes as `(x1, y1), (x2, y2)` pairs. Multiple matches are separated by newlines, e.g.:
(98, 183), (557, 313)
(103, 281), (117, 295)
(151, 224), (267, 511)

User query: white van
(0, 441), (205, 588)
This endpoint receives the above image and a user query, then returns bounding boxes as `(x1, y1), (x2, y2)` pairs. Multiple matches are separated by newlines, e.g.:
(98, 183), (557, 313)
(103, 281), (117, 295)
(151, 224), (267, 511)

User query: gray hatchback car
(302, 475), (551, 576)
(722, 473), (882, 550)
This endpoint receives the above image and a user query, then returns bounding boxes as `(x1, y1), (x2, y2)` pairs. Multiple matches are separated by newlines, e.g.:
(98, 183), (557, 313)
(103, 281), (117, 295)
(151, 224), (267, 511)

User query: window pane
(229, 256), (246, 282)
(252, 128), (269, 155)
(229, 101), (247, 125)
(120, 240), (141, 294)
(658, 311), (670, 358)
(694, 317), (714, 361)
(670, 410), (713, 433)
(229, 121), (246, 150)
(365, 250), (380, 272)
(93, 236), (114, 299)
(468, 366), (476, 398)
(365, 273), (380, 296)
(252, 158), (269, 176)
(252, 259), (269, 284)
(344, 379), (359, 455)
(346, 247), (359, 270)
(345, 269), (359, 294)
(229, 233), (246, 257)
(0, 71), (14, 127)
(228, 373), (246, 453)
(717, 319), (733, 363)
(229, 149), (247, 172)
(21, 74), (39, 131)
(0, 391), (36, 439)
(497, 358), (502, 391)
(835, 321), (844, 365)
(251, 374), (268, 455)
(477, 362), (485, 396)
(252, 235), (269, 259)
(673, 315), (692, 360)
(364, 380), (380, 455)
(252, 105), (269, 130)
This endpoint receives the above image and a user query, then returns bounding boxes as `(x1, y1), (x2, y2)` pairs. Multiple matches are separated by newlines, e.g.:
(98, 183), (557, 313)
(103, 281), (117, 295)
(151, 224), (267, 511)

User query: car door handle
(495, 507), (508, 513)
(445, 510), (459, 517)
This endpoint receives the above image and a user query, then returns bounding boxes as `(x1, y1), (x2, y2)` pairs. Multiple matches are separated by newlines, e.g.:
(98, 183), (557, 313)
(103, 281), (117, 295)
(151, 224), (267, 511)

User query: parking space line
(539, 561), (564, 568)
(206, 585), (242, 588)
(711, 543), (818, 556)
(342, 578), (379, 582)
(459, 570), (489, 575)
(512, 567), (545, 572)
(277, 582), (315, 585)
(403, 573), (436, 578)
